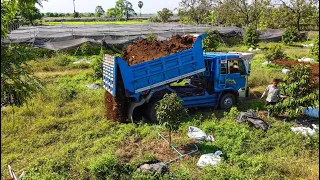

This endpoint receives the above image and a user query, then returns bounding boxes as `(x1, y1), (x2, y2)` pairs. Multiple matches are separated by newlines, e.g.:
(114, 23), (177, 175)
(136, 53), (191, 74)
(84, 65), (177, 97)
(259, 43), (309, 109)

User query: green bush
(310, 35), (319, 61)
(282, 27), (299, 45)
(244, 24), (259, 47)
(147, 33), (157, 42)
(89, 153), (121, 180)
(203, 30), (220, 51)
(264, 44), (286, 61)
(54, 53), (74, 66)
(148, 16), (160, 23)
(269, 64), (318, 118)
(91, 55), (104, 80)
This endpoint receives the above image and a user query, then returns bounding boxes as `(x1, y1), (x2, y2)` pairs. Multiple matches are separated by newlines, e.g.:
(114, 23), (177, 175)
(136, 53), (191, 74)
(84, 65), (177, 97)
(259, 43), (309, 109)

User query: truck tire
(145, 100), (159, 123)
(219, 93), (236, 110)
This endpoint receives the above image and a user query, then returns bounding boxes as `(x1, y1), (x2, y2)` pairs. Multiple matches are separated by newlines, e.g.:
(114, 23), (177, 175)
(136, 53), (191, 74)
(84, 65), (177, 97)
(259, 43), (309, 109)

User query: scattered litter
(291, 124), (318, 137)
(262, 61), (271, 65)
(301, 43), (314, 48)
(303, 107), (319, 118)
(237, 109), (269, 131)
(248, 48), (260, 51)
(197, 151), (223, 167)
(187, 126), (214, 142)
(85, 84), (100, 89)
(73, 58), (91, 64)
(298, 57), (315, 63)
(137, 162), (169, 175)
(282, 68), (290, 74)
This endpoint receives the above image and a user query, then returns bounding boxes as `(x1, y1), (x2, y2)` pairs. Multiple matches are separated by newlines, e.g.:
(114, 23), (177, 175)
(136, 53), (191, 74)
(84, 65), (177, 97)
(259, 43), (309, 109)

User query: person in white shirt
(260, 79), (287, 118)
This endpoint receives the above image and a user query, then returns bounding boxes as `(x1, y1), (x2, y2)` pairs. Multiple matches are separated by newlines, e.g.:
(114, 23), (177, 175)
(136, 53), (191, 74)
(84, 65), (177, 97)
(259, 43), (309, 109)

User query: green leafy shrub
(268, 64), (318, 118)
(203, 30), (220, 51)
(156, 93), (188, 145)
(89, 153), (121, 180)
(54, 53), (74, 66)
(147, 33), (157, 42)
(91, 55), (104, 80)
(1, 44), (42, 107)
(244, 24), (259, 47)
(157, 8), (173, 23)
(310, 35), (319, 61)
(282, 27), (299, 45)
(264, 44), (286, 61)
(148, 16), (160, 22)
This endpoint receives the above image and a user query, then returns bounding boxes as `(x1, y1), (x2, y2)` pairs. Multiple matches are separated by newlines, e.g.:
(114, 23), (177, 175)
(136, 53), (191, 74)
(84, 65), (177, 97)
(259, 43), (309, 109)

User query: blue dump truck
(103, 34), (254, 122)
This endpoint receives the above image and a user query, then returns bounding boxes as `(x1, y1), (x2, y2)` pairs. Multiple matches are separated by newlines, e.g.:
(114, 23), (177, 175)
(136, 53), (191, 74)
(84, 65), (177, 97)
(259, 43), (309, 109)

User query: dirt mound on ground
(273, 59), (319, 82)
(120, 35), (194, 66)
(105, 35), (194, 122)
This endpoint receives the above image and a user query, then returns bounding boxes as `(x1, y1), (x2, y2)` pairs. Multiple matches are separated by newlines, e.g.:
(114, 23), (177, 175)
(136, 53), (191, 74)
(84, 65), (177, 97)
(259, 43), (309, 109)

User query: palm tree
(73, 0), (75, 13)
(138, 1), (143, 17)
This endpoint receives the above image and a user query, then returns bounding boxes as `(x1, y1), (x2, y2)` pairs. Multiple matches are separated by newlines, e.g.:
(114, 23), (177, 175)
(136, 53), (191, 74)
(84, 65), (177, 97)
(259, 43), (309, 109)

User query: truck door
(225, 59), (247, 92)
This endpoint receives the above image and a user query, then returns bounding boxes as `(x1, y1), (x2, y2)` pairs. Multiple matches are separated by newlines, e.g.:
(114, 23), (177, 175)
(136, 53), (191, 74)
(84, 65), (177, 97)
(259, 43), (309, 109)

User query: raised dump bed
(103, 34), (208, 101)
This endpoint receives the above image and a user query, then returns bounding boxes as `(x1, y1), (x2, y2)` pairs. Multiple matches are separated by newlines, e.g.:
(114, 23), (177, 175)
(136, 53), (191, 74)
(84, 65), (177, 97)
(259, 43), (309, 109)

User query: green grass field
(1, 38), (319, 179)
(43, 20), (148, 26)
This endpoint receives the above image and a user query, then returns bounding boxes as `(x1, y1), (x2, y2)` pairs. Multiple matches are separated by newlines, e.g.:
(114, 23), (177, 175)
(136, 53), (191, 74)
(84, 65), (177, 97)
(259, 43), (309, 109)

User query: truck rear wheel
(145, 100), (159, 123)
(219, 93), (236, 110)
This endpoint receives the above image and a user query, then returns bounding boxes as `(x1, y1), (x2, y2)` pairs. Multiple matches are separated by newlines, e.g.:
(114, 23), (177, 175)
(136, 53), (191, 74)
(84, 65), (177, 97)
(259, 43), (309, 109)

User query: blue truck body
(103, 34), (250, 120)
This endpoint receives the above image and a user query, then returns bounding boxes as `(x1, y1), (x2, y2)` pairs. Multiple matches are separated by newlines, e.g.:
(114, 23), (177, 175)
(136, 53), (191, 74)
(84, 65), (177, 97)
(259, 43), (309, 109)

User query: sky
(36, 0), (181, 14)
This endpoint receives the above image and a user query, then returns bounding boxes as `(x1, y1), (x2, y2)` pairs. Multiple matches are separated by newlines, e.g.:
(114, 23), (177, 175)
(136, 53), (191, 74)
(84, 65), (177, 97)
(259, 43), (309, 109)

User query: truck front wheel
(219, 93), (236, 110)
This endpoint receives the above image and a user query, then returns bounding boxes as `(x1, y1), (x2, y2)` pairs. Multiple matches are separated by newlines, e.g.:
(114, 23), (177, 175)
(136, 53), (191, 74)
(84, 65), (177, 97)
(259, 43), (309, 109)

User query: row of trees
(177, 0), (319, 30)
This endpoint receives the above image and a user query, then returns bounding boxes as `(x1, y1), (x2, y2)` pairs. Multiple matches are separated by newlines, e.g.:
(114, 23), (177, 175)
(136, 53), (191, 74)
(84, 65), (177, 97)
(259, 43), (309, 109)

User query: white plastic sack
(303, 107), (319, 118)
(298, 57), (315, 63)
(197, 151), (222, 167)
(301, 43), (314, 48)
(187, 126), (214, 142)
(248, 47), (253, 52)
(291, 124), (318, 137)
(282, 68), (290, 74)
(262, 61), (271, 65)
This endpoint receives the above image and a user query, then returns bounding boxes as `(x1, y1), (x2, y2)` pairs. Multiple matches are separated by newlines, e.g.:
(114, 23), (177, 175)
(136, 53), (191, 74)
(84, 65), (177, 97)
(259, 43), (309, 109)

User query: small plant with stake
(156, 93), (188, 146)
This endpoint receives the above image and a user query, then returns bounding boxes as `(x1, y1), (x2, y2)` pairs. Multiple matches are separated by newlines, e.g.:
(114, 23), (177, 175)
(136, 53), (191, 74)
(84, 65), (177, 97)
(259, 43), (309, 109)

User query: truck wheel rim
(224, 97), (233, 108)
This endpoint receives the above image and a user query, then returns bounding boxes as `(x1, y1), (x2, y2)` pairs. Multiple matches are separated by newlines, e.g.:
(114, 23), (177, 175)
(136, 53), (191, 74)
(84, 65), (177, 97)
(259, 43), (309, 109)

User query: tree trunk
(297, 13), (301, 31)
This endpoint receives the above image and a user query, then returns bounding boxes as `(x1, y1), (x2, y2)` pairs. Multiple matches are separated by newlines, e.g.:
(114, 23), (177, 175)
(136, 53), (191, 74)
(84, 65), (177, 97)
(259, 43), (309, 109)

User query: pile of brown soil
(120, 35), (194, 66)
(105, 35), (195, 122)
(273, 59), (319, 82)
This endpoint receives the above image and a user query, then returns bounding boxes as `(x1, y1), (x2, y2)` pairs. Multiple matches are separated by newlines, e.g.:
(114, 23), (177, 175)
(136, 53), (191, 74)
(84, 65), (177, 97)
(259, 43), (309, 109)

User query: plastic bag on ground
(282, 68), (290, 74)
(291, 124), (318, 137)
(303, 107), (319, 118)
(85, 84), (100, 89)
(187, 126), (214, 142)
(298, 57), (315, 63)
(197, 151), (222, 167)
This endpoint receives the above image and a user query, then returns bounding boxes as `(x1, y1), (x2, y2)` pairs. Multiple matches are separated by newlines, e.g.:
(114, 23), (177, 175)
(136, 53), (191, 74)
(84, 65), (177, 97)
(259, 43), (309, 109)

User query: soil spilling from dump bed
(105, 35), (194, 122)
(120, 35), (194, 66)
(104, 67), (130, 122)
(273, 59), (319, 82)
